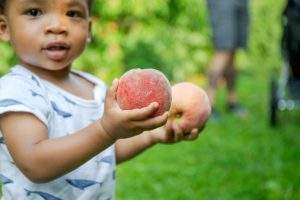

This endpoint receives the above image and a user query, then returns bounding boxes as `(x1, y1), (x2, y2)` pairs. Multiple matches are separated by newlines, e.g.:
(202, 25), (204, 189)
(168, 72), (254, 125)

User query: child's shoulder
(0, 65), (43, 92)
(0, 66), (51, 126)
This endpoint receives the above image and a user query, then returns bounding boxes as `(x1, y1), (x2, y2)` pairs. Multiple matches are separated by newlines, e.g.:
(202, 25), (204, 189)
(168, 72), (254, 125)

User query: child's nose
(45, 16), (68, 35)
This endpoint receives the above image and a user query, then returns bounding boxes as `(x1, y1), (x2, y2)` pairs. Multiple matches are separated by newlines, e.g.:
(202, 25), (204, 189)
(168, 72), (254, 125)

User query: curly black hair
(0, 0), (93, 14)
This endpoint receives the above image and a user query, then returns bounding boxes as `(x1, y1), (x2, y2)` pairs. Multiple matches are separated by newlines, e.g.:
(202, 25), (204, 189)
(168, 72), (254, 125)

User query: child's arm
(0, 112), (113, 182)
(0, 80), (168, 183)
(115, 120), (200, 164)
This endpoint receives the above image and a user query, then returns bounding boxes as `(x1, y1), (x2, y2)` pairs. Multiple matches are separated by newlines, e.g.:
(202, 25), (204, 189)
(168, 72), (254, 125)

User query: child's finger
(172, 122), (184, 142)
(185, 128), (199, 141)
(132, 111), (168, 130)
(125, 102), (159, 121)
(165, 120), (173, 134)
(105, 79), (119, 108)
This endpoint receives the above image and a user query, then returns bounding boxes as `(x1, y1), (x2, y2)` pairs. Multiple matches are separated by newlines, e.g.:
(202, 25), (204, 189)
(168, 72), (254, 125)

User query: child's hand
(150, 119), (203, 144)
(100, 79), (169, 140)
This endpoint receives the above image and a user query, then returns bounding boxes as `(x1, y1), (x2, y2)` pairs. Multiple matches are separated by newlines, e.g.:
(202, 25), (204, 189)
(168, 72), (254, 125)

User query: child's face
(0, 0), (91, 71)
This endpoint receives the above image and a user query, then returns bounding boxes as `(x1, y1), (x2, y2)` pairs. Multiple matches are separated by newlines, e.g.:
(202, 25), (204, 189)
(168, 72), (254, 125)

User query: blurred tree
(0, 0), (214, 83)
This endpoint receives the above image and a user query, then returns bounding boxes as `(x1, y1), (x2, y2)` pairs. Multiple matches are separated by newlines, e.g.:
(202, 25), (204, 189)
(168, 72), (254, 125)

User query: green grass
(115, 1), (300, 199)
(116, 69), (300, 199)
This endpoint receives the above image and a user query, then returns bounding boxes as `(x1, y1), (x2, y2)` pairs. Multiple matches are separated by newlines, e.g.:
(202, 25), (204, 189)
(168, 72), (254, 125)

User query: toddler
(0, 0), (200, 199)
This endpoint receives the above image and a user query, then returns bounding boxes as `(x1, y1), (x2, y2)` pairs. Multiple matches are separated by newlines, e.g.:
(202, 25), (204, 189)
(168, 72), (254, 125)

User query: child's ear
(0, 15), (10, 41)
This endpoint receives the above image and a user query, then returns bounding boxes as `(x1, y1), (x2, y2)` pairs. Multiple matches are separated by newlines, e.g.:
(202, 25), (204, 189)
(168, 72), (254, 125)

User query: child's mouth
(42, 42), (71, 61)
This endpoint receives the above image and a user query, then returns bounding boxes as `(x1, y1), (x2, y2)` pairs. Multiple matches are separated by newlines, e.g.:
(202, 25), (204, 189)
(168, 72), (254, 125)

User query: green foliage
(0, 43), (16, 75)
(0, 0), (211, 83)
(0, 0), (285, 83)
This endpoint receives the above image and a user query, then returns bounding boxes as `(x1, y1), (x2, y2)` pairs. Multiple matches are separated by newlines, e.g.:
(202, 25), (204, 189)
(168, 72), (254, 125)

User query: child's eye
(25, 8), (42, 17)
(66, 10), (84, 18)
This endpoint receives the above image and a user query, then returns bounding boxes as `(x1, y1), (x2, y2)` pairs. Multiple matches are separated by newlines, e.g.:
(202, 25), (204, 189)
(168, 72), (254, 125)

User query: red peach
(169, 82), (211, 132)
(116, 68), (172, 116)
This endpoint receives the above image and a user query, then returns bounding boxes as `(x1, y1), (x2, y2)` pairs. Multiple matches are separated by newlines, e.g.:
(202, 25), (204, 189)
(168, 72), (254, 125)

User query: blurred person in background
(206, 0), (250, 118)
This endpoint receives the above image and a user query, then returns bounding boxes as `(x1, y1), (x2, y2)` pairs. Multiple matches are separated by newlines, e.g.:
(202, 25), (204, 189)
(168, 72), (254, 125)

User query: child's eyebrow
(65, 0), (89, 18)
(18, 0), (47, 5)
(18, 0), (87, 8)
(65, 0), (87, 10)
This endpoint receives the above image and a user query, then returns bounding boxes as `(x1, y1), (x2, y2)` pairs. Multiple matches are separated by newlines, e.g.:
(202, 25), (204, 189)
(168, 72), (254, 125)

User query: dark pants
(207, 0), (250, 50)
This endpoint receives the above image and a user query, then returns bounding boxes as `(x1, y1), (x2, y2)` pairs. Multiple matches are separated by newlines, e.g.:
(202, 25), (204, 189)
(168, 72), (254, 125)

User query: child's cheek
(71, 30), (89, 55)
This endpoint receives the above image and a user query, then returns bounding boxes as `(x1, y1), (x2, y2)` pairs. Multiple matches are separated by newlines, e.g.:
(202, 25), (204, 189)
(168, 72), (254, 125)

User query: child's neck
(21, 63), (72, 84)
(19, 63), (95, 101)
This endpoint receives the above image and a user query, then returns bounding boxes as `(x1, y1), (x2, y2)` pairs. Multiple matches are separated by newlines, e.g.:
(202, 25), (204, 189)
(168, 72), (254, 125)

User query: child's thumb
(105, 79), (118, 105)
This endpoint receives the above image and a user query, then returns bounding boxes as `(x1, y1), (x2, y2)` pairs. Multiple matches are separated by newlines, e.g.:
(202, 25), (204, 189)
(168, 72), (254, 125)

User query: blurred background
(0, 0), (299, 199)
